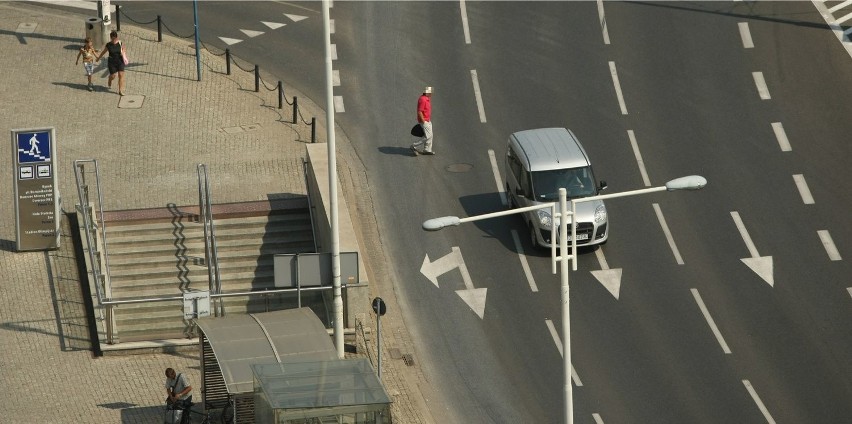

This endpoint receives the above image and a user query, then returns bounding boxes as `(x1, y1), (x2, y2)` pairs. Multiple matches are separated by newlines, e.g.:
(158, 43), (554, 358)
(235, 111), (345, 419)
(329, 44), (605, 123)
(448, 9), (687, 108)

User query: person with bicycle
(165, 368), (193, 423)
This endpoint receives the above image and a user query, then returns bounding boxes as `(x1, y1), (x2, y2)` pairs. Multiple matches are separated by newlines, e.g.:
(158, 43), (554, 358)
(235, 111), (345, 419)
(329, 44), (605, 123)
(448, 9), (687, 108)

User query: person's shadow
(378, 146), (417, 156)
(52, 81), (111, 93)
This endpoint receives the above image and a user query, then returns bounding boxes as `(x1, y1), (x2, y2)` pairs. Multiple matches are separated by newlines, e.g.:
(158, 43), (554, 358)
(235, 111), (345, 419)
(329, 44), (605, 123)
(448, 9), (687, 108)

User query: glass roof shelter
(253, 360), (391, 424)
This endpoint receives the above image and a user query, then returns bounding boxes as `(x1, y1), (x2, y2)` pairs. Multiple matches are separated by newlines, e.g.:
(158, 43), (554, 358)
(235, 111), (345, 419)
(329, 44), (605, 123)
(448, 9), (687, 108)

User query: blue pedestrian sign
(17, 131), (51, 163)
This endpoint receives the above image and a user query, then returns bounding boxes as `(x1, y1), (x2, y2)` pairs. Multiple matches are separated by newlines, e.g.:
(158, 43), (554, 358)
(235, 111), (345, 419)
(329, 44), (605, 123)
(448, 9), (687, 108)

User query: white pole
(321, 0), (344, 358)
(559, 188), (572, 424)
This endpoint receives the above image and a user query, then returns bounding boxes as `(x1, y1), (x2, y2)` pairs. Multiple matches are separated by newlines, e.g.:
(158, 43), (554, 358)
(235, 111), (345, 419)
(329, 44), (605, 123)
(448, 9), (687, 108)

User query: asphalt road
(97, 1), (852, 422)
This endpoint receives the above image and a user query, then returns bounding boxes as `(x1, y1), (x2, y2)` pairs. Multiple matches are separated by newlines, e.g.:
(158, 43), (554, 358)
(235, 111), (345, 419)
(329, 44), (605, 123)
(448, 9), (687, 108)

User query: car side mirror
(599, 181), (608, 191)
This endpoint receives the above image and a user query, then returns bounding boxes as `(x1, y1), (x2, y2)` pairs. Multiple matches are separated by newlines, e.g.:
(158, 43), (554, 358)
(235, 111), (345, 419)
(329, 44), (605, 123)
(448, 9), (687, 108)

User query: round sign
(372, 297), (387, 316)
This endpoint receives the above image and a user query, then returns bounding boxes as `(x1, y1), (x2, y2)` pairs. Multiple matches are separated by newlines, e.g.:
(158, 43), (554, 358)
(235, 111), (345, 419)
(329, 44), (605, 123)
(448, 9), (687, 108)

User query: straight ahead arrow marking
(731, 211), (774, 286)
(591, 247), (622, 299)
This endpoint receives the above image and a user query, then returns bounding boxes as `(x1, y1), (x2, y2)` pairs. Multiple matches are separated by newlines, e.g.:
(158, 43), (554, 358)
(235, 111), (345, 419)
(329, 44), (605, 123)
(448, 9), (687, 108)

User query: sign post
(371, 297), (387, 380)
(12, 128), (59, 251)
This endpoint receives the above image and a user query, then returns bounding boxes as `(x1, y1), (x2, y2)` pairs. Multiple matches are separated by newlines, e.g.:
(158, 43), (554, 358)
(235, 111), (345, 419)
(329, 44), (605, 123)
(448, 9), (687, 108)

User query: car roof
(510, 128), (590, 171)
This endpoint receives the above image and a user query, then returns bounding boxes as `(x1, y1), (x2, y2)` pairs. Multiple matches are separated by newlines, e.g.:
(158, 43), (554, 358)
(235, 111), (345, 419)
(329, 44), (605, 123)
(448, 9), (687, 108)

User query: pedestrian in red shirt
(410, 86), (434, 155)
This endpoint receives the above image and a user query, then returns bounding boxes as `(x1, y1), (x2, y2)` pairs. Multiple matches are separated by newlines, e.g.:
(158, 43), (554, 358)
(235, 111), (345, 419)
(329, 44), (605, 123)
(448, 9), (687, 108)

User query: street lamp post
(423, 175), (706, 424)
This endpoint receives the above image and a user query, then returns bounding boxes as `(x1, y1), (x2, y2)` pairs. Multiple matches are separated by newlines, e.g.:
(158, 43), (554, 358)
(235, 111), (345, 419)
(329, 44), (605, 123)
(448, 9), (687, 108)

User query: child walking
(75, 37), (98, 91)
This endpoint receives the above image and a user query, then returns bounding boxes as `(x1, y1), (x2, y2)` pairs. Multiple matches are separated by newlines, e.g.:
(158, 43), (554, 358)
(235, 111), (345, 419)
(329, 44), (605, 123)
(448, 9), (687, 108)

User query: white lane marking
(332, 69), (340, 86)
(690, 289), (732, 354)
(470, 70), (487, 123)
(738, 22), (754, 48)
(753, 72), (771, 100)
(331, 43), (338, 60)
(837, 10), (852, 24)
(829, 0), (852, 13)
(545, 319), (583, 386)
(731, 211), (774, 286)
(489, 149), (508, 206)
(330, 18), (335, 34)
(792, 174), (814, 204)
(609, 61), (628, 115)
(627, 130), (651, 187)
(284, 13), (308, 22)
(847, 287), (852, 299)
(333, 96), (345, 113)
(261, 21), (286, 30)
(239, 29), (265, 38)
(653, 203), (684, 265)
(742, 380), (777, 424)
(595, 247), (610, 270)
(771, 122), (792, 152)
(593, 413), (605, 424)
(596, 0), (611, 45)
(511, 230), (538, 292)
(810, 0), (852, 61)
(818, 230), (842, 261)
(460, 0), (472, 44)
(219, 37), (243, 46)
(591, 248), (622, 299)
(28, 0), (112, 11)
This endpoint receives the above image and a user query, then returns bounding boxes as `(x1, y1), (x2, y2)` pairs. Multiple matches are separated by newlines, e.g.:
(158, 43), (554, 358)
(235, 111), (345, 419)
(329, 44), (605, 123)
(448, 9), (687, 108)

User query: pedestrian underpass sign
(12, 127), (59, 251)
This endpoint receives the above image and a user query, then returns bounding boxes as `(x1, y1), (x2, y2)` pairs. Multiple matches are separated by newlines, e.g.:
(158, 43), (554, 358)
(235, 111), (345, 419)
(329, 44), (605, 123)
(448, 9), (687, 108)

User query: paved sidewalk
(0, 3), (434, 423)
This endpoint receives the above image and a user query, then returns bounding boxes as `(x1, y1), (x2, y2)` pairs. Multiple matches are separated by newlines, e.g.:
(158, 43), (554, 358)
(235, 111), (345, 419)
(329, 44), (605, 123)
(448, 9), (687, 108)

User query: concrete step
(106, 236), (314, 260)
(106, 225), (314, 249)
(105, 213), (311, 238)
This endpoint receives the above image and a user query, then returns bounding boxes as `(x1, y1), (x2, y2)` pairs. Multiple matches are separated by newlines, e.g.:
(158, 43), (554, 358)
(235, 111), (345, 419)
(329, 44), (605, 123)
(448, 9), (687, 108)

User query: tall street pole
(559, 188), (572, 424)
(322, 0), (344, 358)
(193, 0), (201, 82)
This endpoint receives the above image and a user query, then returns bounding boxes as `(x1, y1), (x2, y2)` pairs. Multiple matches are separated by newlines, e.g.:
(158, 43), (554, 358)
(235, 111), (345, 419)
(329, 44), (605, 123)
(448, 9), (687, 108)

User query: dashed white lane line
(488, 149), (508, 206)
(847, 287), (852, 299)
(771, 122), (792, 152)
(609, 61), (628, 115)
(470, 70), (487, 123)
(330, 18), (335, 34)
(817, 230), (842, 261)
(332, 69), (340, 86)
(742, 380), (777, 424)
(596, 0), (611, 45)
(333, 96), (345, 113)
(460, 0), (472, 44)
(545, 319), (583, 386)
(627, 130), (651, 187)
(331, 43), (338, 60)
(792, 174), (814, 204)
(511, 230), (538, 292)
(653, 203), (685, 265)
(690, 289), (732, 354)
(753, 72), (771, 100)
(738, 22), (754, 48)
(593, 413), (605, 424)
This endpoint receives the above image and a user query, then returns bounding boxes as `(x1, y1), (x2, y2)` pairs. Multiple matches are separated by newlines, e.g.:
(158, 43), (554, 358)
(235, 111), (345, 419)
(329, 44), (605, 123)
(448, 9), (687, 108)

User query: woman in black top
(96, 30), (126, 95)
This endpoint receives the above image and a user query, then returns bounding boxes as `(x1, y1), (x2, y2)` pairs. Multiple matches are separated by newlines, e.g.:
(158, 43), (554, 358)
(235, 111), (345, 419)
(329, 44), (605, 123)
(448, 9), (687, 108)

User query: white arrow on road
(421, 247), (487, 319)
(731, 211), (774, 286)
(590, 247), (622, 299)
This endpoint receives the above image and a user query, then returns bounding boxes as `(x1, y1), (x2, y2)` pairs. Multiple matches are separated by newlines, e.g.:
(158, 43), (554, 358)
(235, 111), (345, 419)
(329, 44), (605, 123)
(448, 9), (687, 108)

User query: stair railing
(197, 164), (224, 316)
(73, 159), (117, 344)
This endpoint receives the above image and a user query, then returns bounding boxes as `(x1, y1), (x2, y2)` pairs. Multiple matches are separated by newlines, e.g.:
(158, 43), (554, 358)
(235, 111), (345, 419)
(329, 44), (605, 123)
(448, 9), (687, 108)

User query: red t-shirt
(417, 95), (431, 122)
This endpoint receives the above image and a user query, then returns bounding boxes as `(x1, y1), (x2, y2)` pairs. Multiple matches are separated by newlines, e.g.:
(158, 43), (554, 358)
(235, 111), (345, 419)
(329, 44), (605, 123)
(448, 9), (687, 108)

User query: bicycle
(164, 400), (232, 424)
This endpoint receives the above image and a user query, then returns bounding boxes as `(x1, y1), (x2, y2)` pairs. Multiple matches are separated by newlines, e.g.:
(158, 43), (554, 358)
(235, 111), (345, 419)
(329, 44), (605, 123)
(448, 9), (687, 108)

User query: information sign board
(12, 127), (59, 251)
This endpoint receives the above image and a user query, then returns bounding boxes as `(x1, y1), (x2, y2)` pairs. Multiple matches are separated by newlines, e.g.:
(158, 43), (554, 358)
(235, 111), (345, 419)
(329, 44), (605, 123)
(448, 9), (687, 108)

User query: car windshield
(531, 166), (597, 201)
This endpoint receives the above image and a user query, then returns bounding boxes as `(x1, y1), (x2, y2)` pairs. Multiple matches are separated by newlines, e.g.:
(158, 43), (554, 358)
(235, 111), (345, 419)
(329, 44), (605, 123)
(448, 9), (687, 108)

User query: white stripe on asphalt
(593, 413), (605, 424)
(597, 0), (610, 45)
(333, 96), (345, 113)
(817, 230), (842, 261)
(627, 130), (651, 187)
(471, 70), (487, 123)
(460, 0), (472, 44)
(771, 122), (792, 152)
(545, 319), (583, 386)
(511, 230), (538, 292)
(738, 22), (754, 48)
(331, 43), (338, 60)
(691, 289), (732, 354)
(609, 61), (628, 114)
(847, 287), (852, 299)
(332, 69), (340, 86)
(653, 203), (684, 265)
(742, 380), (777, 424)
(753, 72), (771, 100)
(792, 174), (814, 204)
(488, 149), (508, 206)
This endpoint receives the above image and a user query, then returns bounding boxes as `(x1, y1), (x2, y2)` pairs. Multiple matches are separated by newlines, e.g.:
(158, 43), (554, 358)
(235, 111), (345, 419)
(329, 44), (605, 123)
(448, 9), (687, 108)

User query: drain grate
(401, 353), (415, 366)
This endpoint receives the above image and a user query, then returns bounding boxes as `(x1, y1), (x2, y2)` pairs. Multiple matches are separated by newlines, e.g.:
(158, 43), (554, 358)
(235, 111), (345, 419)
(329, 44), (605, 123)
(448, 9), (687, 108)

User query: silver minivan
(504, 128), (608, 248)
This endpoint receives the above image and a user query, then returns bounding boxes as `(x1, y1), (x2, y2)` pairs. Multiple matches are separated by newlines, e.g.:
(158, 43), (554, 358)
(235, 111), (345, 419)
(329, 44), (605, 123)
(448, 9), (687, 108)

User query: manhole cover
(446, 163), (473, 173)
(118, 94), (144, 109)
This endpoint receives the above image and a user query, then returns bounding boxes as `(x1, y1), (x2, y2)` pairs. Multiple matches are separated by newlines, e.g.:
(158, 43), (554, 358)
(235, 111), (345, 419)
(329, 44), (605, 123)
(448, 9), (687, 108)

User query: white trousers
(411, 121), (433, 153)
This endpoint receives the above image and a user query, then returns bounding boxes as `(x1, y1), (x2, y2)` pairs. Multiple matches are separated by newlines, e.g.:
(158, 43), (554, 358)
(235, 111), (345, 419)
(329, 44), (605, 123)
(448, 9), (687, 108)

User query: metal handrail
(197, 164), (223, 316)
(73, 159), (116, 343)
(99, 284), (343, 306)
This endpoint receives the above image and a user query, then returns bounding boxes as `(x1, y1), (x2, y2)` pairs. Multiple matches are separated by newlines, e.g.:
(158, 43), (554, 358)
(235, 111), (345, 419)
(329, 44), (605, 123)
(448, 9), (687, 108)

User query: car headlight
(537, 209), (553, 229)
(594, 204), (607, 224)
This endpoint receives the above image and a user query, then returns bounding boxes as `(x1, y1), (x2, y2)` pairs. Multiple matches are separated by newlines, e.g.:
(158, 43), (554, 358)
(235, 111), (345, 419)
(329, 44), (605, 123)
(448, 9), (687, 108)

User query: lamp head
(422, 216), (461, 231)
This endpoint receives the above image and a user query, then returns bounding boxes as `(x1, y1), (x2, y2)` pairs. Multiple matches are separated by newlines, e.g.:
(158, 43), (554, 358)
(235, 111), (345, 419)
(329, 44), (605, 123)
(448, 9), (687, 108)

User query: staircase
(101, 200), (319, 343)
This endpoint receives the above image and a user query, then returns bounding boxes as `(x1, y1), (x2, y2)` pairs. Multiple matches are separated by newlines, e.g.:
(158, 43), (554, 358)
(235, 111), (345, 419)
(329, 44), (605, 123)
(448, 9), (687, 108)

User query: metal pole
(322, 0), (344, 358)
(376, 310), (382, 379)
(559, 188), (572, 424)
(193, 1), (201, 81)
(225, 49), (231, 75)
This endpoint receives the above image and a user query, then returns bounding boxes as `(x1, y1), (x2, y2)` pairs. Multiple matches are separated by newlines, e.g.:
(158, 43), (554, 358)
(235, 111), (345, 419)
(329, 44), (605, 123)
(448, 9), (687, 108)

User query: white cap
(424, 86), (433, 94)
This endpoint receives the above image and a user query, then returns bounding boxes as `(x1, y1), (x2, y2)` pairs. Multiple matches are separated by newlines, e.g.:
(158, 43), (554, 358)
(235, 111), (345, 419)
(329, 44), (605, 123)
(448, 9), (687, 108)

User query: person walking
(410, 86), (434, 155)
(164, 367), (193, 424)
(96, 30), (127, 96)
(75, 37), (98, 91)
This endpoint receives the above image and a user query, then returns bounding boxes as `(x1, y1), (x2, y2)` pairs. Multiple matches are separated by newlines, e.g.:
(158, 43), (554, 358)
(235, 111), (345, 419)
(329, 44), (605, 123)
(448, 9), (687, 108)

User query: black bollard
(293, 97), (298, 124)
(311, 117), (316, 143)
(277, 81), (283, 109)
(115, 5), (121, 31)
(225, 49), (231, 75)
(157, 16), (162, 42)
(254, 65), (259, 92)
